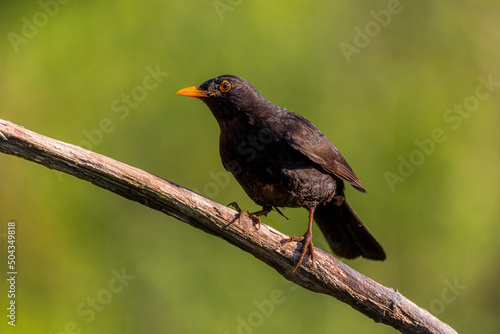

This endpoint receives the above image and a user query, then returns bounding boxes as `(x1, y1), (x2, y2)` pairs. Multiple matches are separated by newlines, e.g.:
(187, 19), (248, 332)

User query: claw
(284, 231), (315, 272)
(228, 202), (268, 229)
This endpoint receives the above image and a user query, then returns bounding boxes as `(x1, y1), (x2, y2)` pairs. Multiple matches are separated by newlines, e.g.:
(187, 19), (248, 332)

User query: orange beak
(176, 86), (211, 98)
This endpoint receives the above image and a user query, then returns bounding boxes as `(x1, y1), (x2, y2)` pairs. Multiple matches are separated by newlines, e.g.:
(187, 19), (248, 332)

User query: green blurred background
(1, 1), (499, 333)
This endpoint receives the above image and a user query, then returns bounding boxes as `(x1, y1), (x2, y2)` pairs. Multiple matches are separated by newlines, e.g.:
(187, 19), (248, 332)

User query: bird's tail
(313, 198), (386, 260)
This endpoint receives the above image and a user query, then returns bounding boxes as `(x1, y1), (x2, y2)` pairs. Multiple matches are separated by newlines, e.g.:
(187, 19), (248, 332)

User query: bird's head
(177, 75), (271, 123)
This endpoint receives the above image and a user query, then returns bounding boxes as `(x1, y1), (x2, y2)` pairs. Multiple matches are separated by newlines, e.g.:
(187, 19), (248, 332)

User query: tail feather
(313, 199), (386, 261)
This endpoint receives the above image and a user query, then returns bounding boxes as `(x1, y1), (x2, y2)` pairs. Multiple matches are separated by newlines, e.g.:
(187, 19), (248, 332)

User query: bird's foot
(228, 202), (264, 229)
(283, 230), (315, 272)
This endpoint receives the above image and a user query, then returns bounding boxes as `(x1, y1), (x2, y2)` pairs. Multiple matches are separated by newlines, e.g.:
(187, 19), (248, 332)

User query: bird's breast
(219, 126), (339, 208)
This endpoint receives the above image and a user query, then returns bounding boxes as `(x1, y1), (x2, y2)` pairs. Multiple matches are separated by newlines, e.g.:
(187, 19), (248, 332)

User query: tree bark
(0, 119), (457, 334)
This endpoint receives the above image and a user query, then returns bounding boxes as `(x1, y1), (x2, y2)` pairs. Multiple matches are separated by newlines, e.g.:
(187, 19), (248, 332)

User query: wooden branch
(0, 119), (456, 334)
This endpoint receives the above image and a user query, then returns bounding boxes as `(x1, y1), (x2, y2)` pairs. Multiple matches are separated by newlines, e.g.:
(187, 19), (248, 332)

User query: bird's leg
(284, 206), (316, 272)
(228, 202), (272, 229)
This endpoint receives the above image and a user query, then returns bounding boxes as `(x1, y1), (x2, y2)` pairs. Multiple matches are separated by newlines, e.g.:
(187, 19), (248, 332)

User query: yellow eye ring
(219, 81), (231, 92)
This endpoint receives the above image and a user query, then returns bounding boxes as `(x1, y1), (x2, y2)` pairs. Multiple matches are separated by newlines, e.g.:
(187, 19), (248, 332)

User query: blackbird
(177, 75), (385, 271)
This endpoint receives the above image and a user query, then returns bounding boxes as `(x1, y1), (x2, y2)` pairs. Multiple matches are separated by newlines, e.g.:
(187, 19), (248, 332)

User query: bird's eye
(219, 81), (231, 92)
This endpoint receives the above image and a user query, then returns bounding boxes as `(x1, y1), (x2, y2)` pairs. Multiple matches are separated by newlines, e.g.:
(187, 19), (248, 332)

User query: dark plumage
(177, 75), (385, 271)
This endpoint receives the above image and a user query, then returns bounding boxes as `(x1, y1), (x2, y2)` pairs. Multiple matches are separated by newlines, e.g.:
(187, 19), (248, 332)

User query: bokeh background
(1, 1), (499, 333)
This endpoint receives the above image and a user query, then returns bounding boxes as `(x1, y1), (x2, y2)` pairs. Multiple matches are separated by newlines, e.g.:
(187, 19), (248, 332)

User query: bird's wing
(281, 113), (366, 193)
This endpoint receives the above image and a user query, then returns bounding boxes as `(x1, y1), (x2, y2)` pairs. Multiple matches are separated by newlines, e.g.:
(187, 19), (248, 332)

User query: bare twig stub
(0, 119), (457, 334)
